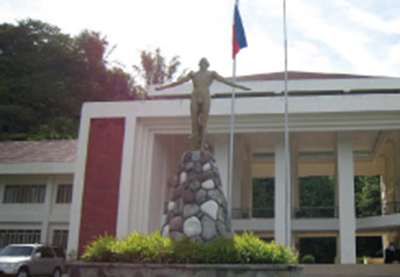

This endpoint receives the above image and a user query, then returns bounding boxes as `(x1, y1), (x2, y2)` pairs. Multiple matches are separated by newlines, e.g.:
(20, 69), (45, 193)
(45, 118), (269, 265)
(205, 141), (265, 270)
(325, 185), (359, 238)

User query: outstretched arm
(212, 71), (251, 91)
(155, 72), (193, 91)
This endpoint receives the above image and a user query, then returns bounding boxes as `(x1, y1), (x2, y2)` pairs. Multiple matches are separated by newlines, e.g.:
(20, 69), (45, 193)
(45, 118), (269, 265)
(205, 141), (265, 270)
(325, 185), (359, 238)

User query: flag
(232, 3), (247, 58)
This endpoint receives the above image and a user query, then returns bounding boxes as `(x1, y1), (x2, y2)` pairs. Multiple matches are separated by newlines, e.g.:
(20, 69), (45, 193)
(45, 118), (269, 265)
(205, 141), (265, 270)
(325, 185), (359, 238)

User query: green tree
(298, 176), (335, 218)
(0, 19), (135, 140)
(133, 48), (186, 96)
(355, 176), (381, 218)
(0, 19), (79, 140)
(252, 178), (274, 218)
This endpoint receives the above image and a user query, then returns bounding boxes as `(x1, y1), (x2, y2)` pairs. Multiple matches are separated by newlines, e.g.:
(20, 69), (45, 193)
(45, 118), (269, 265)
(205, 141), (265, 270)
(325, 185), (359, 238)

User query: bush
(301, 254), (315, 264)
(81, 233), (118, 262)
(82, 231), (298, 264)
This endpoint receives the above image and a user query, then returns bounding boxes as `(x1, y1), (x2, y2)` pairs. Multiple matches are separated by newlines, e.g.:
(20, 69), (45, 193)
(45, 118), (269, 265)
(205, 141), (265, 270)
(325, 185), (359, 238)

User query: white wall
(0, 174), (72, 245)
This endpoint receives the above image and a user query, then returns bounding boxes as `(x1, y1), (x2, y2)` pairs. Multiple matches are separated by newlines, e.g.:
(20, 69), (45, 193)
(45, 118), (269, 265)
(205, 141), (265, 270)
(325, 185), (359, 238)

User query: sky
(1, 0), (400, 78)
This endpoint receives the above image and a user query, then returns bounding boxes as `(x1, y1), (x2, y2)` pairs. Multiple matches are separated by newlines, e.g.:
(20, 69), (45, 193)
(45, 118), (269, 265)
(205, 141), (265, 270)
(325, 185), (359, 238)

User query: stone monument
(156, 58), (250, 242)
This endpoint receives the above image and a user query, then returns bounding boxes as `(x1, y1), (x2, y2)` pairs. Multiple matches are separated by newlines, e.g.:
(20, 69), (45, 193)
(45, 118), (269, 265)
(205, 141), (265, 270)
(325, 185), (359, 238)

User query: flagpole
(228, 57), (236, 220)
(228, 0), (239, 222)
(283, 0), (291, 247)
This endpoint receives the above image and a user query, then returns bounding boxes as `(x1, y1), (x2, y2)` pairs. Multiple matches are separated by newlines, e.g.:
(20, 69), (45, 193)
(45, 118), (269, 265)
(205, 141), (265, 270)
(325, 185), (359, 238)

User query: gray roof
(0, 140), (77, 164)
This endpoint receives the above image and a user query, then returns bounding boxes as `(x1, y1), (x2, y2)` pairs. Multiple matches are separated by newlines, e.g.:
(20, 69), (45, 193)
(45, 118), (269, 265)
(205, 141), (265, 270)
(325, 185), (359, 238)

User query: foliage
(300, 254), (315, 264)
(355, 176), (381, 218)
(233, 232), (297, 264)
(356, 236), (383, 259)
(80, 233), (118, 262)
(252, 178), (274, 218)
(133, 48), (186, 96)
(298, 176), (335, 218)
(0, 19), (139, 141)
(299, 237), (336, 264)
(81, 231), (298, 264)
(0, 19), (186, 141)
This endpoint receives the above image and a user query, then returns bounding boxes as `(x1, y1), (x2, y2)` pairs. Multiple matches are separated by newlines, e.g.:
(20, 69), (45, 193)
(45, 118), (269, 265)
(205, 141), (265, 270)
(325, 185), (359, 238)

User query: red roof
(0, 140), (77, 164)
(234, 71), (377, 82)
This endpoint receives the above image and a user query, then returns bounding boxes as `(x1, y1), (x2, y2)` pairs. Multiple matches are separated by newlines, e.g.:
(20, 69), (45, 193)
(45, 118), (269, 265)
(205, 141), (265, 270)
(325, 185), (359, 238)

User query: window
(298, 176), (335, 218)
(36, 246), (55, 258)
(3, 185), (46, 203)
(52, 230), (68, 250)
(252, 178), (275, 218)
(56, 184), (72, 203)
(0, 230), (41, 248)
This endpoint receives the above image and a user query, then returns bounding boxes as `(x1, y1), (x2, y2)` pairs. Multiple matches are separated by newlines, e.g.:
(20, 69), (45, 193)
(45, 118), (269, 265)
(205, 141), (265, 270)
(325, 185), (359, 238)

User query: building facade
(0, 141), (75, 251)
(1, 72), (399, 264)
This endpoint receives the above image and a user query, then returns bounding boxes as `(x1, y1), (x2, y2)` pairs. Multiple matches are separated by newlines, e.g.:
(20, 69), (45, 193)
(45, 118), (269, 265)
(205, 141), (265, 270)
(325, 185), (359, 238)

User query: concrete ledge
(67, 262), (304, 277)
(303, 264), (400, 277)
(363, 257), (384, 264)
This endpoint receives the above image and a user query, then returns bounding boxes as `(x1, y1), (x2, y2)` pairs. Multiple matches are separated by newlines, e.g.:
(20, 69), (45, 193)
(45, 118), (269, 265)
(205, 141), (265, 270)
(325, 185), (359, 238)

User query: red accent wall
(78, 118), (125, 256)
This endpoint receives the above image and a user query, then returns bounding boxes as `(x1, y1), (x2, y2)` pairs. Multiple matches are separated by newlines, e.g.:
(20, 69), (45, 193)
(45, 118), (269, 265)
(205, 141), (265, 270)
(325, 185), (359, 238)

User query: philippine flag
(232, 3), (247, 58)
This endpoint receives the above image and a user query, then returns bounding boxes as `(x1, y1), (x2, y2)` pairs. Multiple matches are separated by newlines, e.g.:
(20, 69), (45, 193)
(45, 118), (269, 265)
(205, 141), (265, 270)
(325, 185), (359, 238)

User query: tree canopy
(0, 19), (183, 141)
(133, 48), (186, 96)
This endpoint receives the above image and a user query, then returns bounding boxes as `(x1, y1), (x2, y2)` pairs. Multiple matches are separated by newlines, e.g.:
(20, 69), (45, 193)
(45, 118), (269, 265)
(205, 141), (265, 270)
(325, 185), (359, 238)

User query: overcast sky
(1, 0), (400, 78)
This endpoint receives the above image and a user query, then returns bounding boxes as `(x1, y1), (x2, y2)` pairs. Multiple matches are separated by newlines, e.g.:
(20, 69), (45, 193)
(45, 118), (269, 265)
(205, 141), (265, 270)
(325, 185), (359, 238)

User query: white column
(67, 105), (91, 258)
(116, 114), (136, 237)
(275, 133), (291, 246)
(337, 132), (356, 264)
(129, 125), (154, 232)
(148, 135), (168, 232)
(214, 135), (229, 197)
(41, 176), (54, 243)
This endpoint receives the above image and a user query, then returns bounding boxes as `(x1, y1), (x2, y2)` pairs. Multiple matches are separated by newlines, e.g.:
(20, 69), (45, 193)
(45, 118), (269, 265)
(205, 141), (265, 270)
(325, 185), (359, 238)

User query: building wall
(0, 174), (72, 249)
(78, 118), (125, 256)
(66, 82), (400, 263)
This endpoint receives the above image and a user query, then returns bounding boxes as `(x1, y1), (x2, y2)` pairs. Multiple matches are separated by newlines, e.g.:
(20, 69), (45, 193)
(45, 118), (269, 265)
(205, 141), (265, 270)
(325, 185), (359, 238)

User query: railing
(356, 203), (381, 218)
(231, 202), (400, 220)
(232, 207), (337, 219)
(294, 206), (337, 218)
(231, 208), (274, 219)
(252, 208), (274, 219)
(382, 201), (400, 215)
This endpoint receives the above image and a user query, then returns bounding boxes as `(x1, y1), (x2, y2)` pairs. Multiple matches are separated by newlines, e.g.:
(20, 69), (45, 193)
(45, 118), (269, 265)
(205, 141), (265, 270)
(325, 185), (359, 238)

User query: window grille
(3, 185), (46, 203)
(56, 184), (72, 203)
(52, 230), (68, 250)
(0, 230), (41, 248)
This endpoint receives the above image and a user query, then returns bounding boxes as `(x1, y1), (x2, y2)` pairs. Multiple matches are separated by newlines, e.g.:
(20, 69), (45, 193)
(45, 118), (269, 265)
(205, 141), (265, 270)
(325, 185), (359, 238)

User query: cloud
(289, 41), (335, 73)
(280, 0), (400, 76)
(1, 0), (399, 77)
(336, 0), (400, 34)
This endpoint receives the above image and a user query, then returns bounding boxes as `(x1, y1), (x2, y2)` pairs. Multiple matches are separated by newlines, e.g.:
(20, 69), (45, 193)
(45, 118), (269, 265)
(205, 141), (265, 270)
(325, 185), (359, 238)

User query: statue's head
(199, 58), (210, 69)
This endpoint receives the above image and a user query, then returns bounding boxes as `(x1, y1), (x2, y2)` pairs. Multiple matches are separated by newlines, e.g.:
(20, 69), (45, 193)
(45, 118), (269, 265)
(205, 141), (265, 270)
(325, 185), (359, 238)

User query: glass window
(36, 247), (55, 258)
(3, 185), (46, 203)
(56, 184), (72, 204)
(52, 230), (68, 250)
(0, 230), (41, 248)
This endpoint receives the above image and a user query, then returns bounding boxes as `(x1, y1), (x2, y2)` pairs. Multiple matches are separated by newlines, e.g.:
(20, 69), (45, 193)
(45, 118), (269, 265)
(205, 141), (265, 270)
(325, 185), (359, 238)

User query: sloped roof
(234, 71), (378, 82)
(148, 70), (393, 99)
(0, 140), (77, 164)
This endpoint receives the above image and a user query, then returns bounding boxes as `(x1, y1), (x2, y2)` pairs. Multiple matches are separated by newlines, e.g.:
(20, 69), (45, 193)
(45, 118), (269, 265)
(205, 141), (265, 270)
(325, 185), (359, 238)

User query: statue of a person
(156, 58), (251, 150)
